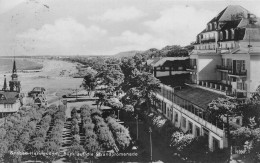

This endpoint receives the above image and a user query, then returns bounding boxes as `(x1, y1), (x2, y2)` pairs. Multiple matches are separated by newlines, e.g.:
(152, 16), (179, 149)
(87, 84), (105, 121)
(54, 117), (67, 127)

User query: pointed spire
(13, 57), (17, 74)
(2, 75), (7, 91)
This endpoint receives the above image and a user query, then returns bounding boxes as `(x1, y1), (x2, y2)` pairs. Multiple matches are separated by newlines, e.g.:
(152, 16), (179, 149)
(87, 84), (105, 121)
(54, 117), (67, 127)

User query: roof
(209, 5), (251, 23)
(199, 5), (257, 35)
(174, 86), (226, 110)
(0, 91), (19, 104)
(31, 87), (46, 92)
(148, 57), (189, 67)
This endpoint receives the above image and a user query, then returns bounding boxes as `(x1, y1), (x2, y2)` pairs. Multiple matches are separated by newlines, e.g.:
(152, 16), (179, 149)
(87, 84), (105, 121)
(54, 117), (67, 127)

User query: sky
(0, 0), (260, 56)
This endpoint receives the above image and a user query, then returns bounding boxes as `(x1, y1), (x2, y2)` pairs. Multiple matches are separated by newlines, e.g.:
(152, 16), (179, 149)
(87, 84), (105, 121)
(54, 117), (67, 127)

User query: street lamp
(135, 115), (139, 140)
(149, 127), (152, 162)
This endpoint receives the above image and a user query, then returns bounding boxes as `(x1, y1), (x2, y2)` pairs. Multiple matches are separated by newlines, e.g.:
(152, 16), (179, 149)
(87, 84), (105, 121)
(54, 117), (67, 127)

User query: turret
(2, 75), (7, 91)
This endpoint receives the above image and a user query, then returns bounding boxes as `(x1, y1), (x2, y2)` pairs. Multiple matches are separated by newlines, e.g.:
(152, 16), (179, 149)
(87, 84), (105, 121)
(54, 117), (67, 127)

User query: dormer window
(220, 31), (223, 40)
(209, 23), (212, 30)
(231, 29), (235, 39)
(214, 22), (217, 30)
(226, 30), (229, 40)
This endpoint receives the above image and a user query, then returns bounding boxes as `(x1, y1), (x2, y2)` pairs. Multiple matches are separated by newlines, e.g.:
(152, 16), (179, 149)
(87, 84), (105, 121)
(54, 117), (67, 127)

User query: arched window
(220, 31), (223, 40)
(214, 22), (217, 30)
(209, 23), (212, 30)
(225, 30), (229, 40)
(231, 29), (235, 39)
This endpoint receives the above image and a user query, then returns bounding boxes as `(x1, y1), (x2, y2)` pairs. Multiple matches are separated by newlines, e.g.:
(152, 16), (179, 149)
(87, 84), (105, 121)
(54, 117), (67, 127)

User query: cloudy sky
(0, 0), (260, 56)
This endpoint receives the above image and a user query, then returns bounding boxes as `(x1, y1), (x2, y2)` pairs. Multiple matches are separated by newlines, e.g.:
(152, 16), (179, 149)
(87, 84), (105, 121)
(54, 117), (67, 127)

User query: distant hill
(114, 50), (141, 58)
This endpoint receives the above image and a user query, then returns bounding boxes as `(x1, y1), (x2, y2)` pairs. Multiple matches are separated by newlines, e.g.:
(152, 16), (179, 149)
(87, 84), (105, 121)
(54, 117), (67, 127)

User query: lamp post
(149, 127), (152, 162)
(135, 115), (139, 140)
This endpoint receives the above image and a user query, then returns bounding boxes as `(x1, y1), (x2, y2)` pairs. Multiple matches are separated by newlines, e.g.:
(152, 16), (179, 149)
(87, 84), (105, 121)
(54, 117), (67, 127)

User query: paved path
(124, 116), (185, 163)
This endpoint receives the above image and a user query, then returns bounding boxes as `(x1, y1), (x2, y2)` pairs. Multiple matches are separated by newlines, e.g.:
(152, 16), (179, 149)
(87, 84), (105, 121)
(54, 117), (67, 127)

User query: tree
(121, 87), (141, 107)
(81, 68), (97, 96)
(106, 98), (123, 118)
(122, 105), (134, 112)
(43, 141), (60, 162)
(135, 72), (161, 109)
(0, 141), (8, 162)
(107, 117), (131, 150)
(208, 98), (240, 148)
(0, 128), (6, 140)
(67, 144), (86, 163)
(84, 131), (100, 153)
(97, 67), (124, 93)
(95, 91), (107, 109)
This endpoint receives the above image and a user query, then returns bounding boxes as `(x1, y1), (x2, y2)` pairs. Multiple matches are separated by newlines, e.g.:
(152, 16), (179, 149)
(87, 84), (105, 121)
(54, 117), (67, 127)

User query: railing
(228, 70), (247, 76)
(186, 65), (197, 70)
(158, 84), (224, 130)
(216, 65), (232, 71)
(226, 89), (247, 98)
(201, 38), (216, 43)
(198, 80), (231, 92)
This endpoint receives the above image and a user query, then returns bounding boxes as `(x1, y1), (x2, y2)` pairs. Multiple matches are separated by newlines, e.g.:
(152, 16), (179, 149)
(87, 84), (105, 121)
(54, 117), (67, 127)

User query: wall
(197, 54), (221, 81)
(250, 55), (260, 92)
(156, 71), (189, 77)
(155, 93), (227, 150)
(0, 101), (20, 113)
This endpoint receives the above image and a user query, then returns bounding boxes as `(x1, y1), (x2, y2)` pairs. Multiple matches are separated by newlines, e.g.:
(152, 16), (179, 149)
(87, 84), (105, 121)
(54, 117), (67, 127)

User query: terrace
(157, 84), (226, 130)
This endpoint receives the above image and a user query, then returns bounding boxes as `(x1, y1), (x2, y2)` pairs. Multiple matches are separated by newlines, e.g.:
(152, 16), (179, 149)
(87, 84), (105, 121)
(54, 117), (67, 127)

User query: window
(188, 121), (193, 134)
(220, 32), (223, 40)
(213, 137), (220, 150)
(231, 29), (235, 39)
(196, 126), (200, 136)
(182, 116), (186, 128)
(175, 113), (178, 123)
(227, 59), (232, 68)
(226, 30), (229, 40)
(222, 59), (225, 66)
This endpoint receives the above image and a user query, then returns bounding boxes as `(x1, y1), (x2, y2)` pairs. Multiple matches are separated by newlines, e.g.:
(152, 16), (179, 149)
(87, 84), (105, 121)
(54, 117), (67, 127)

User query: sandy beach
(0, 59), (83, 98)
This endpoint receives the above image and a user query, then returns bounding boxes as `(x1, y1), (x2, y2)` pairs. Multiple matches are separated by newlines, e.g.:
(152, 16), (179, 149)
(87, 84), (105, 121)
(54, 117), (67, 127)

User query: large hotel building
(148, 5), (260, 150)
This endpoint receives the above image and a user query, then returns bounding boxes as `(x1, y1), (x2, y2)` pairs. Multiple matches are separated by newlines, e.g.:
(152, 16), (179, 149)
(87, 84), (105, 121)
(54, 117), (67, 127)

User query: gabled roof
(0, 91), (19, 104)
(209, 5), (251, 23)
(32, 87), (46, 92)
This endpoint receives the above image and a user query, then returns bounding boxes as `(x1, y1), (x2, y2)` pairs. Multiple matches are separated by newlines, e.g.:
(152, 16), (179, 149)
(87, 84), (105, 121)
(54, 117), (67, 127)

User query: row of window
(206, 22), (218, 31)
(161, 101), (201, 136)
(198, 29), (236, 44)
(4, 104), (13, 108)
(195, 42), (235, 50)
(157, 99), (221, 150)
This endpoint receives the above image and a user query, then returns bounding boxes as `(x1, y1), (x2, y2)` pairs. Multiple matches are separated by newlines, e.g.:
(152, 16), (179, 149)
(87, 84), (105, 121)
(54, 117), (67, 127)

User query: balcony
(198, 80), (231, 93)
(216, 65), (232, 71)
(226, 89), (247, 98)
(201, 38), (216, 43)
(186, 65), (197, 71)
(228, 70), (247, 77)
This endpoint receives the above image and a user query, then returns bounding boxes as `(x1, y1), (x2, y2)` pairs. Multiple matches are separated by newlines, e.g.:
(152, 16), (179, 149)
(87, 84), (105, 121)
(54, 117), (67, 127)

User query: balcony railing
(186, 65), (197, 70)
(158, 84), (224, 130)
(226, 89), (247, 98)
(216, 65), (232, 71)
(201, 38), (216, 43)
(198, 80), (231, 92)
(228, 70), (247, 76)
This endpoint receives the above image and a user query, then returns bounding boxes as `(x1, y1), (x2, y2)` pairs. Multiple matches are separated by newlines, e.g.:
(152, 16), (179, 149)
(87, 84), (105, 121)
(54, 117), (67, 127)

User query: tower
(2, 75), (7, 91)
(9, 58), (21, 92)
